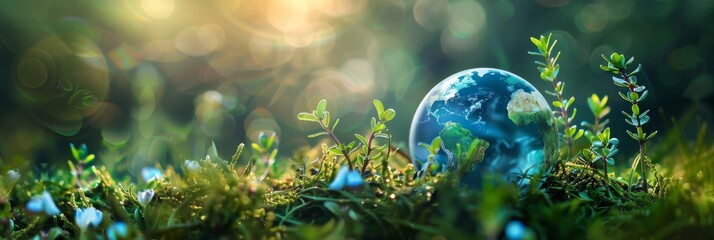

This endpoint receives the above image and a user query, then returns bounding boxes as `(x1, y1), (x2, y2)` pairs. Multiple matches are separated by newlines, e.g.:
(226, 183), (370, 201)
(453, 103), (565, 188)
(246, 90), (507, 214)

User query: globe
(409, 68), (558, 189)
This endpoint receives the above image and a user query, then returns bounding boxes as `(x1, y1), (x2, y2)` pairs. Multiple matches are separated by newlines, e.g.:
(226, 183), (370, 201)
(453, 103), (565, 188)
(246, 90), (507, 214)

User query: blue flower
(505, 220), (526, 240)
(75, 207), (103, 230)
(138, 189), (155, 207)
(141, 167), (163, 182)
(107, 222), (129, 240)
(328, 166), (365, 190)
(26, 191), (61, 216)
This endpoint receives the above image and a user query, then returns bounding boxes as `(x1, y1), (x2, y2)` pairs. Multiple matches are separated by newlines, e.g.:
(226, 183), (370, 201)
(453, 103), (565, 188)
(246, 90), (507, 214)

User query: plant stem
(639, 143), (648, 192)
(552, 80), (573, 159)
(319, 121), (354, 170)
(361, 131), (376, 175)
(618, 70), (648, 192)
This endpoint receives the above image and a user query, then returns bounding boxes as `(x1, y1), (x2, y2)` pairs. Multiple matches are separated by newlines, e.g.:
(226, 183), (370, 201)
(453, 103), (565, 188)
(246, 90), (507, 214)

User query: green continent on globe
(506, 89), (552, 126)
(505, 89), (558, 166)
(439, 122), (490, 171)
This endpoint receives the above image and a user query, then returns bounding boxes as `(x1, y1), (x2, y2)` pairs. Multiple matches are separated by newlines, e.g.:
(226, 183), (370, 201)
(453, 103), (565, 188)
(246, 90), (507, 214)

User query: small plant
(601, 53), (658, 192)
(297, 99), (395, 176)
(68, 143), (96, 184)
(582, 128), (619, 182)
(529, 34), (584, 160)
(251, 131), (278, 179)
(581, 94), (611, 141)
(417, 136), (442, 176)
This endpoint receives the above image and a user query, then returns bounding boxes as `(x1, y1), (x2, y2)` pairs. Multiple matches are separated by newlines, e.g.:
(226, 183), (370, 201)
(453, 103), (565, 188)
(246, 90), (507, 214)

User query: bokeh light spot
(266, 0), (309, 32)
(683, 74), (714, 101)
(17, 57), (48, 88)
(575, 3), (608, 33)
(175, 24), (226, 56)
(141, 0), (174, 19)
(413, 0), (449, 31)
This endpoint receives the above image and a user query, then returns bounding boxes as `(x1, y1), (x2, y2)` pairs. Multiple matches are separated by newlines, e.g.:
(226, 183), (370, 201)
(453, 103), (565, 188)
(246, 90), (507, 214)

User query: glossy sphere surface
(409, 68), (558, 189)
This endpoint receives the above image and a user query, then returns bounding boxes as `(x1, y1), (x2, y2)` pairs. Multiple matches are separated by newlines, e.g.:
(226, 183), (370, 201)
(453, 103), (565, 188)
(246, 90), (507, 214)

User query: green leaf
(84, 154), (95, 164)
(331, 118), (340, 132)
(629, 92), (639, 102)
(322, 111), (330, 127)
(530, 37), (541, 48)
(528, 51), (542, 56)
(373, 99), (385, 116)
(431, 137), (442, 154)
(645, 131), (658, 141)
(630, 64), (642, 75)
(297, 112), (319, 122)
(610, 53), (624, 67)
(574, 129), (585, 140)
(316, 99), (327, 118)
(565, 96), (575, 109)
(328, 147), (343, 156)
(600, 54), (610, 63)
(626, 130), (638, 140)
(552, 101), (562, 108)
(208, 141), (222, 161)
(373, 123), (386, 132)
(631, 104), (640, 115)
(355, 134), (368, 145)
(251, 143), (263, 153)
(382, 109), (396, 122)
(70, 143), (80, 161)
(308, 132), (328, 138)
(578, 191), (594, 201)
(639, 90), (649, 101)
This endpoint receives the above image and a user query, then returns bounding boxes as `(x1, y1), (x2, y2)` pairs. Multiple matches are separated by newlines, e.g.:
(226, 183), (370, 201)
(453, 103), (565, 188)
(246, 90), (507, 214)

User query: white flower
(6, 170), (20, 184)
(141, 167), (163, 182)
(75, 207), (103, 230)
(138, 189), (155, 207)
(204, 155), (211, 161)
(26, 191), (61, 216)
(184, 160), (200, 172)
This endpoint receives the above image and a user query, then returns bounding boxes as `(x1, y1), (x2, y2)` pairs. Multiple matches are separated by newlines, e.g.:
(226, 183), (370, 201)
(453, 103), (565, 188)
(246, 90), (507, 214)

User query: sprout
(75, 207), (103, 230)
(138, 189), (155, 207)
(26, 191), (61, 216)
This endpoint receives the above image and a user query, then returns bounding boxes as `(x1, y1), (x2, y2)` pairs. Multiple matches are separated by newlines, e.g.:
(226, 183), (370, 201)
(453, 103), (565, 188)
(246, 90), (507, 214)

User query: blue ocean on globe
(409, 68), (558, 189)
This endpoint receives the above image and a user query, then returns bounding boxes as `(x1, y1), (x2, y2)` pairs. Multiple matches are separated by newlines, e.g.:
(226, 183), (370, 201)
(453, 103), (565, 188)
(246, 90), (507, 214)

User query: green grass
(1, 108), (712, 239)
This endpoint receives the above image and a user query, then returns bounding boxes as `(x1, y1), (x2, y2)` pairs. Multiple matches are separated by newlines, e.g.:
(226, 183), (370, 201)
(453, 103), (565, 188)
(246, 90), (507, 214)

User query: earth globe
(409, 68), (558, 189)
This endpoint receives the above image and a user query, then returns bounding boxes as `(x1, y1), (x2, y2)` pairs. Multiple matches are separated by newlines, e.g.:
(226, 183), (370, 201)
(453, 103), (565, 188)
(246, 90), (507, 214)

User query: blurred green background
(1, 0), (712, 177)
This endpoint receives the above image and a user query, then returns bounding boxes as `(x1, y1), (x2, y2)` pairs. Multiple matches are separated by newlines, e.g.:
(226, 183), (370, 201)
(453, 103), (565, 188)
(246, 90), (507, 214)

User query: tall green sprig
(601, 53), (658, 192)
(581, 94), (611, 141)
(529, 33), (584, 159)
